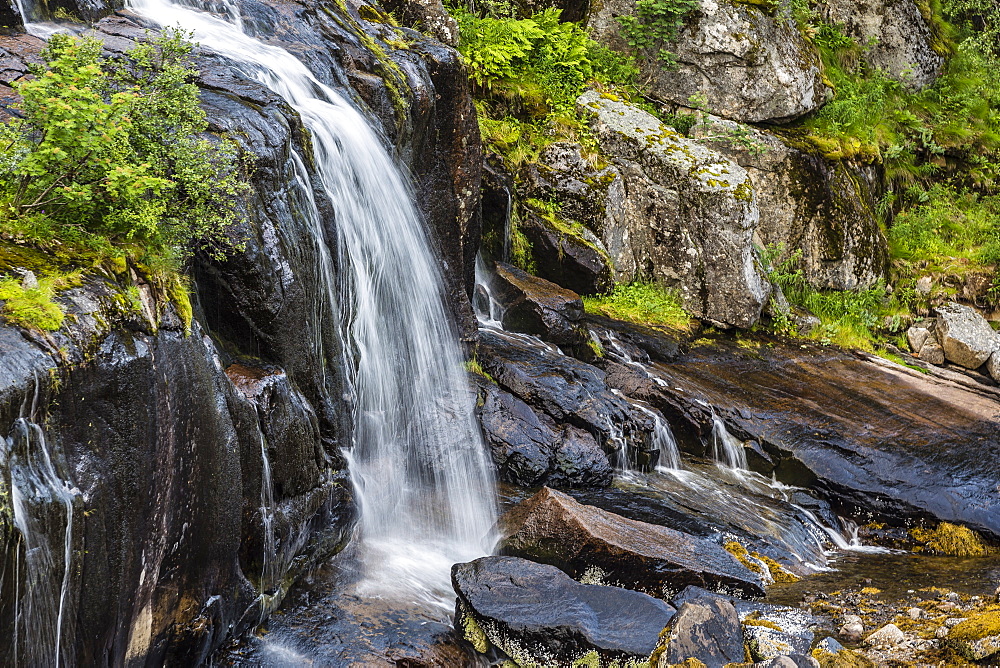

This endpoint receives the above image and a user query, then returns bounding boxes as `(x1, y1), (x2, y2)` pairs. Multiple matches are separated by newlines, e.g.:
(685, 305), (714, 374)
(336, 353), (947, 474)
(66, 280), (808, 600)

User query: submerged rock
(588, 0), (829, 123)
(452, 556), (676, 665)
(577, 90), (769, 328)
(934, 302), (999, 369)
(497, 487), (766, 598)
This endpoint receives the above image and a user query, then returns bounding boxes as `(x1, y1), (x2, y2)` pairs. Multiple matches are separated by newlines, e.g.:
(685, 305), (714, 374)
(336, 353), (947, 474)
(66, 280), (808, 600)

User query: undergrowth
(582, 282), (691, 332)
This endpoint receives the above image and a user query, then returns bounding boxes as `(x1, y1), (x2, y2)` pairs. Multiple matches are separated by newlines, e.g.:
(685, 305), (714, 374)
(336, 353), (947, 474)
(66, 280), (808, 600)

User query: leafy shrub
(0, 30), (248, 269)
(582, 282), (691, 331)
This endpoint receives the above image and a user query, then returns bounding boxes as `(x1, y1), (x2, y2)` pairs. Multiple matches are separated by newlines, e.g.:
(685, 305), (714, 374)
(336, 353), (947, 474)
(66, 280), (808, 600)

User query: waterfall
(632, 403), (681, 471)
(4, 417), (80, 668)
(710, 410), (748, 470)
(125, 0), (497, 602)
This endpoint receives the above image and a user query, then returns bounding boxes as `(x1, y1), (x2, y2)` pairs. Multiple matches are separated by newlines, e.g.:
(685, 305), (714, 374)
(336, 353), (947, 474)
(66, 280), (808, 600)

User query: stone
(820, 0), (943, 89)
(907, 607), (923, 620)
(838, 622), (864, 643)
(19, 269), (37, 290)
(519, 208), (614, 295)
(489, 261), (586, 345)
(380, 0), (459, 46)
(577, 91), (770, 328)
(660, 594), (745, 667)
(549, 426), (614, 488)
(987, 351), (1000, 382)
(754, 656), (820, 668)
(478, 383), (556, 486)
(864, 623), (905, 647)
(916, 275), (933, 295)
(497, 487), (766, 599)
(906, 324), (931, 353)
(452, 556), (676, 665)
(935, 302), (999, 369)
(588, 0), (830, 123)
(814, 637), (846, 654)
(691, 115), (887, 291)
(917, 337), (946, 365)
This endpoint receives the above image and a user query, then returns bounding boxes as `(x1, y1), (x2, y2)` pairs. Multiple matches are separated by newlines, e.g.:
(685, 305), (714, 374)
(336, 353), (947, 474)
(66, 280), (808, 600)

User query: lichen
(811, 647), (876, 668)
(459, 605), (490, 654)
(725, 540), (800, 583)
(949, 610), (1000, 642)
(910, 522), (990, 557)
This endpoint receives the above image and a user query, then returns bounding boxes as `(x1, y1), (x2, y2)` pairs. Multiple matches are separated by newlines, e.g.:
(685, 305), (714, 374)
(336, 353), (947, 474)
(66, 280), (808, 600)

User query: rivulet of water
(125, 0), (497, 604)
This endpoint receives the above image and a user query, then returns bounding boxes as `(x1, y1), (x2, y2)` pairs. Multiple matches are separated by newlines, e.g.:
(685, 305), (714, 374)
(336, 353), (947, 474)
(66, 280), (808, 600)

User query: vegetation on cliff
(0, 30), (248, 330)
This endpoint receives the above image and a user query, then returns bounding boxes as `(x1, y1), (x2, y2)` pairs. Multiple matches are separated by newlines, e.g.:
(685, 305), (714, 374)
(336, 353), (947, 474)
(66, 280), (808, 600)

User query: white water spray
(710, 410), (748, 470)
(125, 0), (497, 602)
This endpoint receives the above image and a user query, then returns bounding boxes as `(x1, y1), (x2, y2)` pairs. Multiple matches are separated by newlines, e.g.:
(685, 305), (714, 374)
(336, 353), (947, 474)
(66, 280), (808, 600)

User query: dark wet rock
(497, 487), (766, 599)
(821, 0), (943, 88)
(452, 555), (676, 665)
(934, 302), (999, 369)
(477, 328), (635, 443)
(549, 426), (614, 488)
(0, 0), (22, 34)
(577, 91), (769, 328)
(489, 262), (586, 346)
(478, 383), (556, 487)
(690, 116), (888, 291)
(589, 0), (829, 123)
(643, 337), (1000, 538)
(659, 592), (745, 667)
(520, 208), (613, 295)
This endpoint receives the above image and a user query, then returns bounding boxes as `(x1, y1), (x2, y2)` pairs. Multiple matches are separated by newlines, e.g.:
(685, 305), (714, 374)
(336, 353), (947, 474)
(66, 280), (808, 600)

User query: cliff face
(0, 0), (483, 661)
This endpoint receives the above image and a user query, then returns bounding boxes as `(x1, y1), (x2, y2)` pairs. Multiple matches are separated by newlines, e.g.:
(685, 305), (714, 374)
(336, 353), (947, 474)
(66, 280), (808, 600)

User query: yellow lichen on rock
(910, 522), (990, 556)
(949, 610), (1000, 642)
(724, 541), (800, 583)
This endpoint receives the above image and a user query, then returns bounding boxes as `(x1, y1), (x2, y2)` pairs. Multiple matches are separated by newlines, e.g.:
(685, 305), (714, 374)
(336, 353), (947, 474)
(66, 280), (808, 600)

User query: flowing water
(3, 413), (81, 667)
(126, 0), (497, 606)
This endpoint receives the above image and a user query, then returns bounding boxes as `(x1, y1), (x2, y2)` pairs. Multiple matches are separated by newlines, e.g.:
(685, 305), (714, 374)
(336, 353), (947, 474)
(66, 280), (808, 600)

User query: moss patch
(949, 610), (1000, 642)
(910, 522), (990, 557)
(725, 540), (800, 583)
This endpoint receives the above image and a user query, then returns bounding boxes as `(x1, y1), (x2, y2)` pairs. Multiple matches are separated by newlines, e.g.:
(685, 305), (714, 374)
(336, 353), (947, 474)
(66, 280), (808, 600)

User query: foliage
(616, 0), (699, 68)
(0, 272), (80, 330)
(582, 282), (691, 331)
(0, 30), (248, 270)
(943, 0), (1000, 58)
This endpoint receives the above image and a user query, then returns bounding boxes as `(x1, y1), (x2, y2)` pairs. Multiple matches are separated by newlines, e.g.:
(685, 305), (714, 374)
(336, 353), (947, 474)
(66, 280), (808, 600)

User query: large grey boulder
(821, 0), (944, 88)
(934, 302), (999, 369)
(691, 115), (887, 290)
(588, 0), (829, 123)
(498, 487), (766, 599)
(577, 90), (770, 328)
(453, 556), (676, 665)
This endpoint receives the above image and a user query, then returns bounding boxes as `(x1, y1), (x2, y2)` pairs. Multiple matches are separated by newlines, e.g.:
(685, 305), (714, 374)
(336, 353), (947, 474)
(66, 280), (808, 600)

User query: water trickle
(126, 0), (497, 603)
(632, 404), (681, 471)
(257, 431), (277, 599)
(5, 418), (80, 668)
(710, 410), (748, 470)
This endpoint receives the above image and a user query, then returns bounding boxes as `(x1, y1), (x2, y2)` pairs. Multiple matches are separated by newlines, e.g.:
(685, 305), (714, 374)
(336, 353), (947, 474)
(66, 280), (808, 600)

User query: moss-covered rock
(910, 522), (990, 556)
(576, 91), (770, 328)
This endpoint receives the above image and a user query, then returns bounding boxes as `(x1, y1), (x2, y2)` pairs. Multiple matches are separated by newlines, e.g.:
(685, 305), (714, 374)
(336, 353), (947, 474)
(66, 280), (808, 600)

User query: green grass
(0, 272), (81, 331)
(582, 282), (691, 331)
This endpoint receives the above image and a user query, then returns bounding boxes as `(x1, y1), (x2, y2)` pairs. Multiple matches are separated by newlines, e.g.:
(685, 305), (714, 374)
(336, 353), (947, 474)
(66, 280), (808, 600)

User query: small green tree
(0, 29), (247, 267)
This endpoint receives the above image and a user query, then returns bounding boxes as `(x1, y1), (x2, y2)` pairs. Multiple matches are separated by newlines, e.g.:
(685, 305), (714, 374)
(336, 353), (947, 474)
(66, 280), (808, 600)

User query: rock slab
(498, 487), (766, 599)
(452, 556), (676, 665)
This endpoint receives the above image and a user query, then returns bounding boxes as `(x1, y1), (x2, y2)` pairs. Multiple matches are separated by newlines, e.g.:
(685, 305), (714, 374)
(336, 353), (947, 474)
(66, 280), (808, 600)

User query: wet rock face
(577, 91), (770, 328)
(478, 383), (557, 487)
(821, 0), (943, 89)
(452, 555), (676, 665)
(498, 487), (767, 599)
(691, 116), (888, 290)
(644, 339), (1000, 538)
(588, 0), (830, 123)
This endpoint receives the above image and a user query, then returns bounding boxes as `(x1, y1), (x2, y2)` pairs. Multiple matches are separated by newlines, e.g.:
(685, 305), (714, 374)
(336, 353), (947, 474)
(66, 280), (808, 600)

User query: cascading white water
(5, 417), (80, 668)
(632, 403), (681, 470)
(124, 0), (497, 601)
(710, 410), (748, 470)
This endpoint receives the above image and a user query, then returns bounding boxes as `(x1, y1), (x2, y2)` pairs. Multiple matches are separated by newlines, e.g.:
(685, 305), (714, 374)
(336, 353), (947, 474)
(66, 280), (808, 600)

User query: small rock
(865, 623), (905, 647)
(906, 325), (930, 353)
(945, 617), (965, 627)
(752, 655), (819, 668)
(935, 626), (949, 639)
(939, 602), (958, 612)
(839, 622), (864, 642)
(907, 607), (923, 620)
(662, 595), (745, 667)
(20, 270), (38, 290)
(917, 338), (946, 365)
(916, 276), (933, 295)
(935, 302), (999, 369)
(840, 614), (862, 626)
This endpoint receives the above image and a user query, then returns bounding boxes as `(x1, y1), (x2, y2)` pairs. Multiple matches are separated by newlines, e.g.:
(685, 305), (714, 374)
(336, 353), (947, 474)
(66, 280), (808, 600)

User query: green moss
(910, 522), (990, 556)
(950, 610), (1000, 642)
(460, 607), (490, 654)
(811, 647), (876, 668)
(733, 181), (754, 201)
(0, 273), (78, 331)
(166, 276), (193, 334)
(583, 283), (691, 332)
(464, 356), (496, 383)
